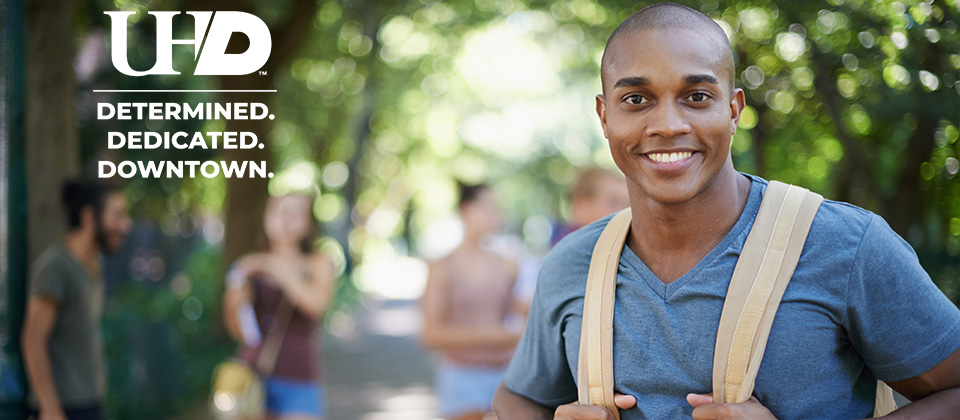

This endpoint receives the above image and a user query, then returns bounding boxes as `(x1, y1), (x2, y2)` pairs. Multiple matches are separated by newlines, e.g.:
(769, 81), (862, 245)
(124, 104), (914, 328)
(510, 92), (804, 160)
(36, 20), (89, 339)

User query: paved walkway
(325, 298), (442, 420)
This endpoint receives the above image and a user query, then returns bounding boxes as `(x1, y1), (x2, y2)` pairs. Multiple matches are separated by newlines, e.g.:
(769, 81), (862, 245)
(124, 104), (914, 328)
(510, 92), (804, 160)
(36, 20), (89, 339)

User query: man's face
(97, 193), (132, 253)
(597, 28), (744, 205)
(461, 188), (503, 235)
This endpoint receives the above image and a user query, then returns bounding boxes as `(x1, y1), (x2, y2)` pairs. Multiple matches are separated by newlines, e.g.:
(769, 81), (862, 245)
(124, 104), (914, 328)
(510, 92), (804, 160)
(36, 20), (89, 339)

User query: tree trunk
(25, 0), (79, 263)
(219, 87), (271, 267)
(198, 0), (319, 268)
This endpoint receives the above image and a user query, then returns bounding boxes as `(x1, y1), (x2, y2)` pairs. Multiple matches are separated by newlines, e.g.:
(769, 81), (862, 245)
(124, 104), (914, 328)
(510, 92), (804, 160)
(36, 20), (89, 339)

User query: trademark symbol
(259, 70), (267, 76)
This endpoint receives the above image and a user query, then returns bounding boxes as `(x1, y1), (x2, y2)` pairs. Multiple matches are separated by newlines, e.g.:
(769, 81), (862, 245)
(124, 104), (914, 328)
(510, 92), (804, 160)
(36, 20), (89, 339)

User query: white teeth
(647, 151), (692, 164)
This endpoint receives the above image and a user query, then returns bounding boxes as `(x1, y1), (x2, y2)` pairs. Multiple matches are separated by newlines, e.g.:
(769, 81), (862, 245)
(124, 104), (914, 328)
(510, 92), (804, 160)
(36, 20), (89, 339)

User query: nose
(644, 100), (692, 139)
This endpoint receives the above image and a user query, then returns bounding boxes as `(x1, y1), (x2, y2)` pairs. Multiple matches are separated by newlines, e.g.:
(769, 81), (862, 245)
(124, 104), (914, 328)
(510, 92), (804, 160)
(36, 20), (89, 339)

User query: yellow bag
(210, 297), (293, 419)
(209, 359), (265, 418)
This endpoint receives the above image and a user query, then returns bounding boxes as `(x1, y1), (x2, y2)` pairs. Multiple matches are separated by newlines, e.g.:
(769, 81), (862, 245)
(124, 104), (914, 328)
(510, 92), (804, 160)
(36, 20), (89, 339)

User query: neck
(627, 165), (750, 260)
(269, 242), (303, 257)
(64, 229), (100, 266)
(461, 229), (486, 249)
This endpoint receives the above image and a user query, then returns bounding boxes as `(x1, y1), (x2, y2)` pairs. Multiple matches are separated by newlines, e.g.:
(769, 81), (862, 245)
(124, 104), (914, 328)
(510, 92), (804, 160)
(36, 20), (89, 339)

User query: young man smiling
(492, 3), (960, 419)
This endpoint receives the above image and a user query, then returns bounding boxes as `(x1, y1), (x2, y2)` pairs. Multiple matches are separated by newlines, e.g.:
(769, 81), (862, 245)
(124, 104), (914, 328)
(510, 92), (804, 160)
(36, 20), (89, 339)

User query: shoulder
(809, 199), (877, 240)
(427, 253), (455, 280)
(809, 197), (902, 257)
(748, 173), (880, 256)
(776, 186), (914, 273)
(31, 245), (71, 276)
(307, 252), (335, 276)
(29, 245), (76, 300)
(746, 174), (898, 266)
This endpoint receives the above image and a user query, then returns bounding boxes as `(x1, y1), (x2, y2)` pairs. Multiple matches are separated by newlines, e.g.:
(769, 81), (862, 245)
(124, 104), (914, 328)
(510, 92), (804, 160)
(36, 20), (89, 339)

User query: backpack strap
(875, 382), (897, 417)
(712, 181), (822, 403)
(578, 181), (894, 417)
(578, 208), (632, 419)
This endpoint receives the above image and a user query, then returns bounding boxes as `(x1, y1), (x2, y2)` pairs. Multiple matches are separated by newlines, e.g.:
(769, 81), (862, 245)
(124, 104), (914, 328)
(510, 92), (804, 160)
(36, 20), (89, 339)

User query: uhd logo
(105, 11), (271, 76)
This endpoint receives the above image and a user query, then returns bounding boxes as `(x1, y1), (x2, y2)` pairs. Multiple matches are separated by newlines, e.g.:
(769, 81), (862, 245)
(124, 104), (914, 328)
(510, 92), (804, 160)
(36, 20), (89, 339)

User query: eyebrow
(612, 74), (719, 89)
(613, 77), (647, 88)
(684, 74), (719, 85)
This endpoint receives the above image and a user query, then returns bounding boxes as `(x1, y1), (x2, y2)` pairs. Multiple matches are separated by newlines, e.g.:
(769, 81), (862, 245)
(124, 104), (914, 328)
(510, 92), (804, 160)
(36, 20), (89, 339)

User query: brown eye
(688, 92), (710, 102)
(624, 94), (648, 105)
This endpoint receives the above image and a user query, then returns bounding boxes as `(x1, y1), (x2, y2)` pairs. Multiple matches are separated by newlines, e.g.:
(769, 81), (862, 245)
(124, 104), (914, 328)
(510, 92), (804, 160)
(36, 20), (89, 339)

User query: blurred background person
(21, 180), (131, 420)
(512, 167), (629, 317)
(551, 167), (630, 245)
(222, 193), (337, 420)
(420, 182), (524, 420)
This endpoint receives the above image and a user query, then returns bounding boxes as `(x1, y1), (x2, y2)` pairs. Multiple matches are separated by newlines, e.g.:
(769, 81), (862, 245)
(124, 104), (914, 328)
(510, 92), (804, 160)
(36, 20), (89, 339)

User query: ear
(79, 205), (97, 230)
(729, 88), (746, 135)
(596, 94), (609, 139)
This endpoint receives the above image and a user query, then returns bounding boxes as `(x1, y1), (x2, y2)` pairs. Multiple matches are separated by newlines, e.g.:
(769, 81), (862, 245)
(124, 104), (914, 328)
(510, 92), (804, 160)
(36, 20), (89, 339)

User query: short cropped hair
(601, 2), (734, 92)
(61, 180), (120, 230)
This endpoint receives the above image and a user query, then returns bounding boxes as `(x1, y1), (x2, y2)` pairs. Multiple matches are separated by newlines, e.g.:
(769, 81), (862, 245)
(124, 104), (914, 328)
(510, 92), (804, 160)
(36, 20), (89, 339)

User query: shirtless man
(493, 3), (960, 419)
(421, 182), (524, 420)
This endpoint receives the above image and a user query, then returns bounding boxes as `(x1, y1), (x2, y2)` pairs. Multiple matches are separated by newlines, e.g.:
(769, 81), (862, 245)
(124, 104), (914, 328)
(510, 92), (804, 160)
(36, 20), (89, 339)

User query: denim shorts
(264, 377), (326, 417)
(436, 361), (507, 416)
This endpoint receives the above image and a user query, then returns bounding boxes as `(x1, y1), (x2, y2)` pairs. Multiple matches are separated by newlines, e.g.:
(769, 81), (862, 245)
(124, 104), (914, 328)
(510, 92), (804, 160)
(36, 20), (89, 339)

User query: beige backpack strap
(874, 381), (897, 417)
(578, 181), (893, 416)
(712, 181), (823, 404)
(578, 208), (632, 419)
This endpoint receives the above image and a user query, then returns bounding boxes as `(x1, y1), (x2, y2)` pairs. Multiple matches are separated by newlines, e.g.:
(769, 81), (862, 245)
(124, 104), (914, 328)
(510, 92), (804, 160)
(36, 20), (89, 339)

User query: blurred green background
(2, 0), (959, 418)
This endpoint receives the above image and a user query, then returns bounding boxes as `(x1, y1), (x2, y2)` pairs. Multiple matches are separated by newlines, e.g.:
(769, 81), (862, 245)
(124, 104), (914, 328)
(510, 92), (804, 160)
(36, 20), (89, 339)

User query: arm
(505, 259), (529, 322)
(275, 253), (337, 319)
(685, 350), (960, 420)
(493, 382), (554, 420)
(221, 280), (251, 342)
(878, 347), (960, 419)
(511, 298), (532, 320)
(420, 260), (521, 350)
(20, 297), (66, 420)
(237, 253), (337, 319)
(686, 214), (960, 420)
(845, 217), (960, 419)
(494, 383), (639, 420)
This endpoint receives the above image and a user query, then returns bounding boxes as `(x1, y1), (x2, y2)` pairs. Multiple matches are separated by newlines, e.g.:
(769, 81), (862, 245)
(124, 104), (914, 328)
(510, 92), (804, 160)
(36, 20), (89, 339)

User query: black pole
(0, 0), (28, 417)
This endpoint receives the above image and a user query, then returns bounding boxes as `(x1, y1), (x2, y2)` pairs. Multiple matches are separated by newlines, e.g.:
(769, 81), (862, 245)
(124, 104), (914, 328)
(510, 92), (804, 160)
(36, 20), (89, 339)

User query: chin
(646, 187), (700, 205)
(106, 237), (127, 255)
(631, 171), (699, 203)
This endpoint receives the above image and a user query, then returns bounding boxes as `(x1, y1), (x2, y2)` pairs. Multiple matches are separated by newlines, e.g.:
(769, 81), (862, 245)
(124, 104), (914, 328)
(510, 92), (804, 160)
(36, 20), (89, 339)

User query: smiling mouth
(645, 151), (694, 164)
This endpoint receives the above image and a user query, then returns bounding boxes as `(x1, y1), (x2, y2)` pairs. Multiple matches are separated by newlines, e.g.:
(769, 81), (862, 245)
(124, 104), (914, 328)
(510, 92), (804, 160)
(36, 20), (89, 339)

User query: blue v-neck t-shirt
(504, 173), (960, 419)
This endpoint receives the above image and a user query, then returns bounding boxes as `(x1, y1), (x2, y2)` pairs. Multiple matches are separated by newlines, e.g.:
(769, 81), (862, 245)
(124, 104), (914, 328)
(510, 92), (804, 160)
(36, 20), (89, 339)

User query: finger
(555, 402), (616, 420)
(686, 393), (714, 407)
(691, 403), (724, 420)
(614, 393), (637, 410)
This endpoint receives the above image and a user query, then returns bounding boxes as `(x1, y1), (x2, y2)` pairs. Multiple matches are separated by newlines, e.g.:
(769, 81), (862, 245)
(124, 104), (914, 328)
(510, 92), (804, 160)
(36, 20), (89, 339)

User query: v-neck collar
(618, 174), (763, 300)
(56, 243), (99, 282)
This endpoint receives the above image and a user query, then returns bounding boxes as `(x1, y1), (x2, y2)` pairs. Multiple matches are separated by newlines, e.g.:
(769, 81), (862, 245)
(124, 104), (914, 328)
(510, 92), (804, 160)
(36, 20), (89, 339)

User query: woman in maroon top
(223, 194), (337, 420)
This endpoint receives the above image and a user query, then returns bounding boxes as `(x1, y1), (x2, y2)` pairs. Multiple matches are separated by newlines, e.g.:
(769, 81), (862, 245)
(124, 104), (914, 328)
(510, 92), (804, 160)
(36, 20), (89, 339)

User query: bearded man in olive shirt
(21, 181), (131, 420)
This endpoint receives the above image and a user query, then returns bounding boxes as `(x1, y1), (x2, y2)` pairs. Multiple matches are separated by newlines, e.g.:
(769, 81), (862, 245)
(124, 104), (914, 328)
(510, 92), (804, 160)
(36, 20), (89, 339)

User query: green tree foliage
(269, 0), (958, 299)
(73, 0), (958, 416)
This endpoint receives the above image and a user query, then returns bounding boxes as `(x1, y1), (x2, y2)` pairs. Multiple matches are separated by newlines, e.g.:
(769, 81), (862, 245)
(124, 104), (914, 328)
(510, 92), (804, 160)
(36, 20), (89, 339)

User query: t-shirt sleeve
(29, 257), (68, 304)
(844, 214), (960, 382)
(503, 260), (580, 408)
